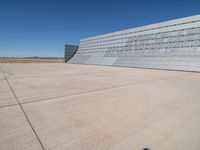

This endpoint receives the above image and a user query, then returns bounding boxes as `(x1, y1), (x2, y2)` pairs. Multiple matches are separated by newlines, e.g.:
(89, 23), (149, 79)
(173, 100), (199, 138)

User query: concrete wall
(68, 15), (200, 72)
(64, 45), (79, 62)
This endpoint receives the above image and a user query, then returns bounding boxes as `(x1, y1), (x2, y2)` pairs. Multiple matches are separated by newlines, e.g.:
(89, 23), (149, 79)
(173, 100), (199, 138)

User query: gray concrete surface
(0, 63), (200, 150)
(0, 105), (43, 150)
(0, 72), (4, 80)
(0, 80), (17, 108)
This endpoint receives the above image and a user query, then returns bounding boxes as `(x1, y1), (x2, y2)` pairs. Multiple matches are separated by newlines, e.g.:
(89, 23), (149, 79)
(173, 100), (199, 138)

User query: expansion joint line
(0, 68), (46, 150)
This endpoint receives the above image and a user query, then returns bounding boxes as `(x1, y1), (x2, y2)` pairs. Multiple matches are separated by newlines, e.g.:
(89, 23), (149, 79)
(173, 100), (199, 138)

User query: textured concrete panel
(0, 105), (43, 150)
(22, 72), (200, 150)
(0, 63), (71, 79)
(4, 64), (166, 103)
(69, 14), (200, 72)
(1, 63), (200, 150)
(0, 80), (17, 107)
(0, 72), (4, 80)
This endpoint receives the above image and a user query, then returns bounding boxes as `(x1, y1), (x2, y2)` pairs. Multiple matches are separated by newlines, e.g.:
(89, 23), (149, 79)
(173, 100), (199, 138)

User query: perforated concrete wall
(68, 15), (200, 72)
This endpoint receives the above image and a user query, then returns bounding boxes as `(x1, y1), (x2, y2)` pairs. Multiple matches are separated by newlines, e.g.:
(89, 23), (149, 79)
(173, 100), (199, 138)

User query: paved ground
(0, 63), (200, 150)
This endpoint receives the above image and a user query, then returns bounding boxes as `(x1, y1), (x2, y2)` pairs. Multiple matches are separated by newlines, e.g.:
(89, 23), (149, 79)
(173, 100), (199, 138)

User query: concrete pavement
(0, 63), (200, 150)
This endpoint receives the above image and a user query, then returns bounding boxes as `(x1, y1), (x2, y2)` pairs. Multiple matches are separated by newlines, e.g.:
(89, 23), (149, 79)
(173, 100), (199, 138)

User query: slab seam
(21, 74), (183, 105)
(0, 103), (19, 109)
(0, 68), (46, 150)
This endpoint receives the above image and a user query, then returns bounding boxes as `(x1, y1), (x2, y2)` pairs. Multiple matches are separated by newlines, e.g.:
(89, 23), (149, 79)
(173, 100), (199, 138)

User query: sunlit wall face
(68, 14), (200, 72)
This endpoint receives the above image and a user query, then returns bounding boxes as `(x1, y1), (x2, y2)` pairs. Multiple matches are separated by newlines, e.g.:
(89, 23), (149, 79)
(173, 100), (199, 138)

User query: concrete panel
(6, 66), (157, 103)
(0, 80), (17, 107)
(0, 72), (4, 80)
(0, 63), (71, 79)
(0, 63), (184, 104)
(0, 105), (43, 150)
(0, 63), (200, 150)
(22, 72), (200, 150)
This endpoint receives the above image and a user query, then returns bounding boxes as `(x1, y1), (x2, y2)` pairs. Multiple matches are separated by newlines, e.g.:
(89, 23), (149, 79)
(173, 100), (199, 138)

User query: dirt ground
(0, 58), (64, 63)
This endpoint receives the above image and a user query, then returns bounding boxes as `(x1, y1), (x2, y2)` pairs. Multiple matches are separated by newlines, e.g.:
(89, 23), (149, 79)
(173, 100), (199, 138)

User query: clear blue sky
(0, 0), (200, 57)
